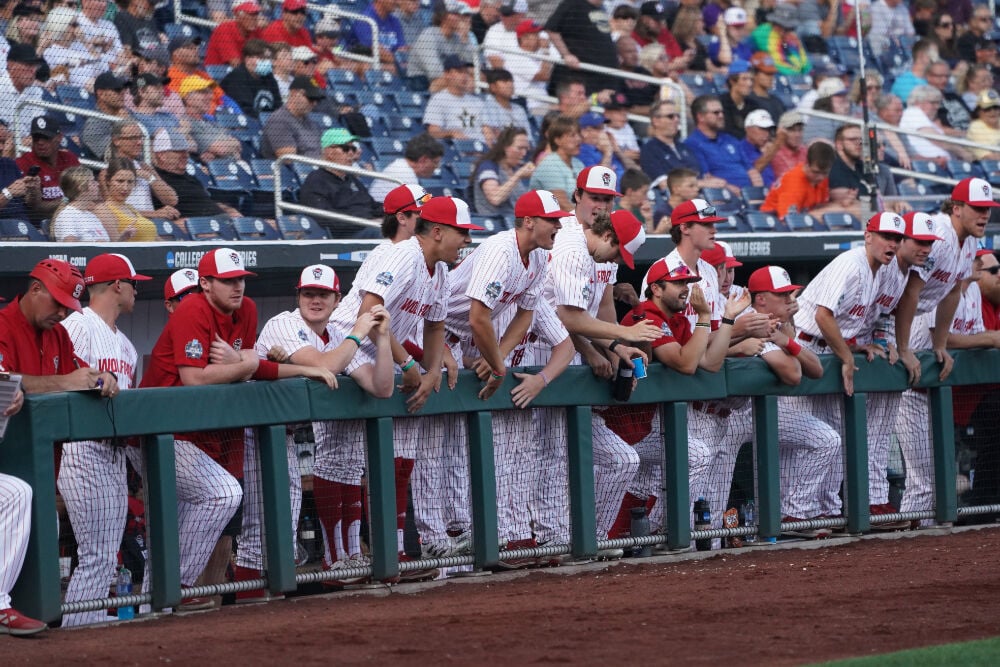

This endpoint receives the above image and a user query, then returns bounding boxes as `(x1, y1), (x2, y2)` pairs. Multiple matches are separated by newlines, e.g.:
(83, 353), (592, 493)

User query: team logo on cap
(543, 191), (559, 208)
(184, 270), (195, 281)
(185, 339), (204, 359)
(891, 215), (903, 229)
(485, 281), (502, 299)
(984, 183), (992, 197)
(312, 267), (323, 280)
(602, 172), (612, 187)
(780, 268), (792, 283)
(37, 117), (46, 129)
(922, 218), (934, 234)
(72, 284), (83, 299)
(376, 271), (394, 286)
(230, 252), (241, 266)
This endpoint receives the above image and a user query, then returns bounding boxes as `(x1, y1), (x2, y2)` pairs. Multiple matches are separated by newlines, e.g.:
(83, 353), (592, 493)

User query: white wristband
(1, 188), (12, 200)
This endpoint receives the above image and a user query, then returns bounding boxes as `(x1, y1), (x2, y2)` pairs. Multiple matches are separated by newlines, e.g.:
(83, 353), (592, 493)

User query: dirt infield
(7, 527), (1000, 666)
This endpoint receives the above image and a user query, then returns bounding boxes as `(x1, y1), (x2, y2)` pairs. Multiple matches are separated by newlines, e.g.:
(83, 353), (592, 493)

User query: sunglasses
(111, 279), (137, 289)
(336, 144), (359, 152)
(655, 113), (679, 119)
(984, 265), (1000, 275)
(938, 21), (953, 27)
(286, 8), (307, 14)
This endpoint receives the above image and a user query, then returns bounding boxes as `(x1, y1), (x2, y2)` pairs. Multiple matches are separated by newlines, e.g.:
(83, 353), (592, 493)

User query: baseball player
(58, 254), (150, 627)
(948, 250), (1000, 345)
(234, 265), (394, 594)
(893, 178), (994, 521)
(163, 269), (201, 313)
(139, 248), (335, 608)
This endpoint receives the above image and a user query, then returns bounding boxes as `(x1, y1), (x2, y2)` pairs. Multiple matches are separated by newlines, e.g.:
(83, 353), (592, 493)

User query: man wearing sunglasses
(261, 0), (315, 48)
(299, 128), (382, 238)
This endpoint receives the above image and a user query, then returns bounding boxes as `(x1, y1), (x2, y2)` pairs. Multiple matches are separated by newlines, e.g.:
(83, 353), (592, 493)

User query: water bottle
(873, 313), (891, 350)
(116, 566), (134, 620)
(612, 363), (634, 401)
(742, 499), (757, 544)
(300, 515), (320, 563)
(629, 506), (652, 558)
(693, 497), (711, 551)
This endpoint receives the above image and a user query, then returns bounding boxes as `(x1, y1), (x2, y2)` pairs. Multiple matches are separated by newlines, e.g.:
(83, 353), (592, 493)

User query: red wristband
(786, 339), (802, 357)
(254, 359), (280, 381)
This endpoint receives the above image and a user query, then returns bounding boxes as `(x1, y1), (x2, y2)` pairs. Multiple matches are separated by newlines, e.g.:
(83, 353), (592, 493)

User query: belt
(797, 332), (857, 348)
(691, 401), (731, 419)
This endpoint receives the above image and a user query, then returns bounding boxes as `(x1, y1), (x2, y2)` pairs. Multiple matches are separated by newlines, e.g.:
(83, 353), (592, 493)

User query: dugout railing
(2, 350), (999, 623)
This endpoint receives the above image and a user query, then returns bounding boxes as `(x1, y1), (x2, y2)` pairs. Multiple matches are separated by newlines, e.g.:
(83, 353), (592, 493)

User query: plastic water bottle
(300, 515), (320, 563)
(629, 506), (652, 558)
(742, 499), (757, 543)
(116, 566), (134, 620)
(694, 497), (711, 551)
(612, 363), (634, 401)
(873, 313), (891, 350)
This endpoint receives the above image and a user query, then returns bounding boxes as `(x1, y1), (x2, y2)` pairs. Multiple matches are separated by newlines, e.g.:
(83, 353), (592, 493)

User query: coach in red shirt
(204, 0), (264, 67)
(260, 0), (314, 48)
(14, 115), (80, 225)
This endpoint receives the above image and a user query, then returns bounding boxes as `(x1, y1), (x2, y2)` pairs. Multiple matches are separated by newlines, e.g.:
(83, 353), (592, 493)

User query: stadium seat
(680, 72), (717, 96)
(291, 162), (318, 185)
(386, 115), (420, 138)
(449, 138), (489, 157)
(185, 216), (238, 240)
(366, 69), (405, 91)
(56, 84), (95, 110)
(391, 90), (430, 117)
(741, 185), (767, 210)
(207, 159), (254, 213)
(151, 217), (191, 241)
(947, 160), (986, 181)
(232, 216), (280, 241)
(897, 181), (940, 213)
(822, 212), (862, 231)
(309, 112), (340, 130)
(701, 187), (742, 215)
(784, 212), (826, 231)
(470, 215), (511, 236)
(186, 160), (214, 190)
(356, 90), (396, 116)
(327, 68), (366, 91)
(422, 183), (458, 197)
(716, 213), (749, 233)
(370, 137), (407, 159)
(0, 218), (46, 241)
(277, 214), (329, 240)
(745, 211), (781, 232)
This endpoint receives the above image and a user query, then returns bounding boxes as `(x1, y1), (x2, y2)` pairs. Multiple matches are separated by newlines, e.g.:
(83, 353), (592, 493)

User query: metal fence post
(753, 395), (780, 540)
(566, 406), (597, 558)
(366, 417), (399, 581)
(143, 433), (181, 610)
(843, 392), (870, 534)
(468, 411), (499, 570)
(662, 402), (689, 550)
(929, 386), (958, 524)
(258, 425), (296, 593)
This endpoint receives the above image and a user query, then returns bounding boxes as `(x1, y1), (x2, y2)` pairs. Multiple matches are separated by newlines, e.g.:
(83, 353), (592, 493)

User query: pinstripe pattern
(0, 474), (31, 610)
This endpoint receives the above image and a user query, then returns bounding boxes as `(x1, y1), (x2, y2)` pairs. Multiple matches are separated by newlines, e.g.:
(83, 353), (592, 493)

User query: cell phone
(27, 166), (40, 176)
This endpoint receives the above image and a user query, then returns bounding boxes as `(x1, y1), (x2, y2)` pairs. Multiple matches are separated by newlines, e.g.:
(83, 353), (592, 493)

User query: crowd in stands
(0, 0), (998, 241)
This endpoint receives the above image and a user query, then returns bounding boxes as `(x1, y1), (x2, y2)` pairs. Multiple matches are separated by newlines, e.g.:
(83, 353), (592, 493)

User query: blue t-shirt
(738, 138), (775, 187)
(683, 128), (753, 188)
(639, 136), (701, 182)
(0, 159), (30, 221)
(578, 143), (625, 183)
(348, 5), (406, 52)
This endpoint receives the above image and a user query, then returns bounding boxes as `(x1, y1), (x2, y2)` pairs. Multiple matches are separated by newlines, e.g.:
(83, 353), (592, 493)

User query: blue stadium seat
(421, 183), (458, 197)
(232, 216), (280, 240)
(309, 112), (340, 130)
(370, 137), (407, 159)
(291, 162), (318, 184)
(207, 159), (254, 213)
(741, 185), (767, 210)
(391, 90), (430, 116)
(277, 214), (329, 240)
(0, 218), (46, 241)
(327, 69), (366, 91)
(701, 187), (742, 215)
(185, 216), (238, 240)
(947, 160), (986, 181)
(897, 181), (940, 213)
(470, 215), (511, 236)
(822, 212), (862, 231)
(365, 69), (406, 92)
(450, 138), (488, 157)
(57, 84), (95, 110)
(151, 217), (191, 241)
(785, 212), (826, 231)
(386, 115), (420, 138)
(745, 211), (781, 232)
(680, 72), (717, 96)
(717, 213), (749, 233)
(356, 90), (397, 116)
(186, 160), (214, 189)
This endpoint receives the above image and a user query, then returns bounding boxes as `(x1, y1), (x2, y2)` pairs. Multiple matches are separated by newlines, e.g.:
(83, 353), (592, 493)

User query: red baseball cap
(232, 0), (261, 13)
(576, 166), (621, 197)
(383, 184), (431, 214)
(747, 266), (802, 293)
(283, 0), (306, 9)
(700, 241), (742, 268)
(515, 190), (571, 219)
(164, 269), (200, 300)
(976, 248), (995, 258)
(198, 248), (257, 279)
(297, 264), (341, 292)
(84, 253), (152, 285)
(951, 177), (1000, 207)
(671, 198), (727, 225)
(610, 209), (646, 269)
(866, 211), (906, 235)
(30, 258), (85, 311)
(901, 212), (942, 242)
(645, 255), (701, 283)
(516, 19), (543, 38)
(419, 196), (484, 230)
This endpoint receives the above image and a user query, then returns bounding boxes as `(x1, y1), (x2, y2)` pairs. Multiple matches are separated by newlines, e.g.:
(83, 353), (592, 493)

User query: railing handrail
(14, 99), (151, 165)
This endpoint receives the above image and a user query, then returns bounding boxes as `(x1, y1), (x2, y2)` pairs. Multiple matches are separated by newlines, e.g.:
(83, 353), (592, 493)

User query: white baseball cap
(817, 78), (849, 98)
(297, 264), (341, 292)
(419, 196), (485, 230)
(865, 211), (906, 235)
(164, 269), (199, 300)
(747, 266), (802, 293)
(515, 190), (571, 218)
(951, 177), (1000, 207)
(577, 165), (622, 197)
(152, 128), (192, 153)
(198, 248), (256, 279)
(724, 7), (748, 26)
(744, 109), (775, 129)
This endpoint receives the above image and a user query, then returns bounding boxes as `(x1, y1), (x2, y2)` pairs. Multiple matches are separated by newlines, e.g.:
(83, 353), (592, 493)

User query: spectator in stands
(901, 84), (973, 163)
(847, 70), (884, 119)
(395, 0), (424, 47)
(205, 0), (264, 68)
(828, 123), (904, 214)
(615, 167), (653, 231)
(545, 0), (620, 95)
(481, 69), (532, 139)
(271, 43), (295, 99)
(0, 156), (39, 223)
(960, 64), (995, 111)
(712, 7), (752, 64)
(114, 0), (161, 55)
(471, 125), (533, 218)
(798, 60), (848, 112)
(260, 76), (324, 159)
(684, 94), (759, 193)
(423, 56), (487, 142)
(50, 166), (113, 241)
(408, 0), (478, 92)
(369, 133), (444, 202)
(671, 6), (722, 73)
(107, 121), (181, 220)
(298, 128), (382, 238)
(472, 0), (502, 44)
(926, 59), (973, 133)
(503, 19), (555, 117)
(749, 3), (811, 75)
(928, 12), (961, 66)
(802, 78), (851, 145)
(292, 45), (324, 89)
(94, 158), (160, 241)
(631, 2), (682, 61)
(889, 39), (938, 103)
(179, 77), (245, 162)
(772, 110), (808, 180)
(966, 89), (1000, 160)
(167, 35), (225, 113)
(483, 0), (527, 69)
(5, 7), (44, 50)
(529, 114), (583, 210)
(81, 72), (132, 160)
(640, 99), (709, 191)
(312, 15), (345, 72)
(151, 128), (240, 218)
(874, 92), (913, 169)
(578, 111), (633, 182)
(261, 0), (313, 48)
(650, 166), (699, 232)
(747, 52), (788, 131)
(131, 73), (180, 135)
(1, 43), (46, 143)
(347, 0), (406, 72)
(553, 76), (591, 119)
(603, 94), (639, 162)
(761, 141), (857, 219)
(869, 0), (915, 57)
(720, 59), (758, 140)
(614, 36), (656, 113)
(956, 5), (994, 64)
(740, 109), (778, 188)
(39, 8), (106, 90)
(220, 39), (282, 119)
(77, 0), (125, 69)
(15, 114), (80, 224)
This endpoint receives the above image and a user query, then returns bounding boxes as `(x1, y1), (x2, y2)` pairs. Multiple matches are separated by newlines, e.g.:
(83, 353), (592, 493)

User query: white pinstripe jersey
(665, 250), (720, 333)
(329, 236), (450, 359)
(256, 309), (365, 375)
(61, 307), (138, 389)
(951, 282), (985, 335)
(794, 247), (880, 340)
(352, 240), (392, 288)
(509, 298), (570, 367)
(916, 214), (977, 315)
(543, 216), (617, 316)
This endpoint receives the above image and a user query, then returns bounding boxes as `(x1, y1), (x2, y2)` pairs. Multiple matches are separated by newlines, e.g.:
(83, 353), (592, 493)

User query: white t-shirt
(900, 106), (950, 160)
(423, 90), (487, 142)
(52, 205), (110, 242)
(369, 158), (417, 203)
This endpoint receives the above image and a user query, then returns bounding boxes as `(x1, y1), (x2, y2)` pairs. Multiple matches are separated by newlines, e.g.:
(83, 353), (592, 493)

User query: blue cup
(632, 357), (647, 379)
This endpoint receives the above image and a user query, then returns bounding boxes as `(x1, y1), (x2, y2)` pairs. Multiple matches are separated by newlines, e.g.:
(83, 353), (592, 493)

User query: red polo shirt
(15, 151), (81, 203)
(0, 296), (83, 376)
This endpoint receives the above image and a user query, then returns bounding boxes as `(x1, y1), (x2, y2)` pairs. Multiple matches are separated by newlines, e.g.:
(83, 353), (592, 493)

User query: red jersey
(15, 151), (81, 203)
(140, 292), (259, 475)
(600, 301), (692, 445)
(259, 20), (313, 48)
(954, 296), (1000, 425)
(0, 296), (84, 375)
(204, 21), (262, 66)
(984, 298), (1000, 332)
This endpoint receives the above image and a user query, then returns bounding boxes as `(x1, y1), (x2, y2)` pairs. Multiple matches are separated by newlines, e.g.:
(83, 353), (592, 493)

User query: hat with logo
(30, 258), (85, 311)
(164, 269), (200, 300)
(500, 0), (528, 16)
(639, 1), (665, 18)
(866, 211), (906, 234)
(610, 209), (646, 269)
(233, 0), (262, 13)
(817, 78), (849, 98)
(671, 198), (727, 225)
(767, 3), (798, 29)
(94, 72), (129, 91)
(152, 128), (193, 153)
(515, 190), (571, 219)
(168, 34), (202, 53)
(297, 264), (340, 292)
(744, 109), (775, 129)
(284, 0), (307, 10)
(84, 253), (152, 285)
(747, 266), (802, 293)
(700, 241), (743, 268)
(292, 45), (318, 62)
(724, 7), (748, 26)
(139, 44), (170, 66)
(321, 127), (360, 148)
(290, 75), (326, 100)
(901, 212), (942, 241)
(976, 88), (1000, 110)
(134, 73), (169, 90)
(579, 111), (608, 129)
(778, 110), (805, 129)
(444, 0), (475, 15)
(419, 196), (485, 230)
(750, 51), (777, 74)
(604, 92), (631, 111)
(384, 184), (432, 214)
(515, 19), (543, 38)
(576, 165), (621, 196)
(30, 114), (61, 139)
(198, 248), (257, 279)
(645, 255), (701, 284)
(951, 177), (1000, 207)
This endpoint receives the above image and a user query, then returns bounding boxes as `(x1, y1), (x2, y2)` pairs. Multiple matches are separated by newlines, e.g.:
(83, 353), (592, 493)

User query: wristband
(345, 334), (362, 347)
(401, 359), (417, 372)
(1, 188), (12, 200)
(695, 322), (711, 329)
(609, 339), (621, 352)
(539, 370), (550, 386)
(254, 359), (280, 381)
(786, 339), (802, 357)
(490, 370), (505, 380)
(721, 317), (735, 326)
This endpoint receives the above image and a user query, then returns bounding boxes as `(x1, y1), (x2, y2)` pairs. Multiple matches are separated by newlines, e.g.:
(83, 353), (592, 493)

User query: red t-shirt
(632, 28), (682, 59)
(204, 21), (262, 66)
(600, 300), (692, 445)
(0, 296), (84, 375)
(259, 20), (314, 48)
(983, 298), (999, 332)
(140, 292), (259, 476)
(15, 151), (81, 203)
(954, 296), (1000, 425)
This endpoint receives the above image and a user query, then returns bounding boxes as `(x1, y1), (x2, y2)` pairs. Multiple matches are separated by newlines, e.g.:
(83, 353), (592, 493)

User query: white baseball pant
(0, 473), (31, 610)
(775, 400), (842, 519)
(591, 415), (640, 539)
(528, 407), (570, 545)
(896, 389), (935, 518)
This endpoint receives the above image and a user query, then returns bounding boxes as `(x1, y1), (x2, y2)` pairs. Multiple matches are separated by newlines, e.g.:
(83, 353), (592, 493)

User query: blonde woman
(94, 159), (160, 242)
(39, 7), (105, 89)
(50, 166), (110, 242)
